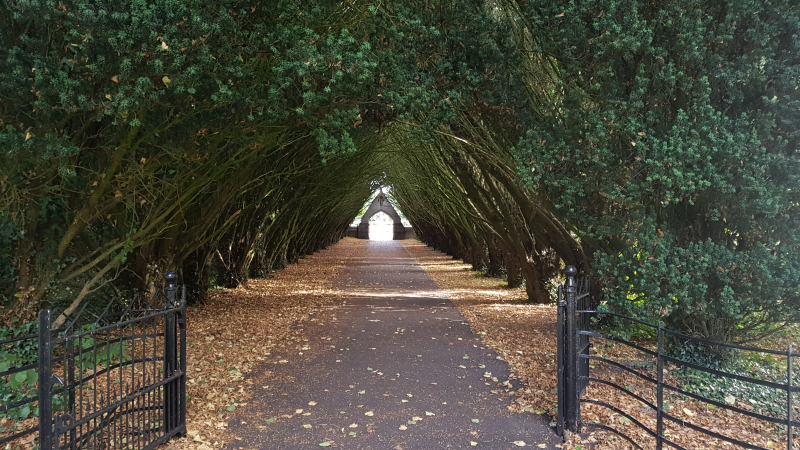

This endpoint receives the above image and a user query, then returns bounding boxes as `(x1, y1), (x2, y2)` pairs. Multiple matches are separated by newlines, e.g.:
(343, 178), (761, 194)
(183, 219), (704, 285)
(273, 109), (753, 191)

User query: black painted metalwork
(556, 267), (799, 449)
(0, 331), (41, 447)
(557, 265), (590, 436)
(1, 272), (185, 449)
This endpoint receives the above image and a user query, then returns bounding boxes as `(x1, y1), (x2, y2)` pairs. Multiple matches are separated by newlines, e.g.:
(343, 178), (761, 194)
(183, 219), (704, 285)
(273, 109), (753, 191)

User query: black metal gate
(556, 266), (799, 449)
(556, 265), (590, 436)
(35, 272), (187, 450)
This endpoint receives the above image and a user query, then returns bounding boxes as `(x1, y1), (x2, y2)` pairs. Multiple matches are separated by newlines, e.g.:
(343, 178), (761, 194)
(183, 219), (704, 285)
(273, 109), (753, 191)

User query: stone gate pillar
(357, 223), (370, 239)
(393, 223), (406, 240)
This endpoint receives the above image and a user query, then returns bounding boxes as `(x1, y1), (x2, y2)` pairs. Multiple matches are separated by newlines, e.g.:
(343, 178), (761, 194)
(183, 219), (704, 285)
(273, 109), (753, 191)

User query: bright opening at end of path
(368, 211), (394, 240)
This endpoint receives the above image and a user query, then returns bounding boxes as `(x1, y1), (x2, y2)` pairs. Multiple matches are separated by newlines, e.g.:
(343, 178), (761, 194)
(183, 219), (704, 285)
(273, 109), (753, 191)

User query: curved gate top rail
(0, 272), (186, 450)
(556, 266), (798, 450)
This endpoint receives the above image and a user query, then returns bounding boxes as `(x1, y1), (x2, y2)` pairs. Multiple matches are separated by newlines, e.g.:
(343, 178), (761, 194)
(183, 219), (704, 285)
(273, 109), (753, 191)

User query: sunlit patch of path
(225, 240), (561, 449)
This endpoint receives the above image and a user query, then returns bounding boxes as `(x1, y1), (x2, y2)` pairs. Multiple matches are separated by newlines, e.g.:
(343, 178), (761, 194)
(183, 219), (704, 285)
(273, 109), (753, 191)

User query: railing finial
(565, 265), (577, 287)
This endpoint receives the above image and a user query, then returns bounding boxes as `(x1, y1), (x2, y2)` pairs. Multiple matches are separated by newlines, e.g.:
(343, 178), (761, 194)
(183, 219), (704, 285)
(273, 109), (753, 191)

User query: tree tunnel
(2, 0), (799, 341)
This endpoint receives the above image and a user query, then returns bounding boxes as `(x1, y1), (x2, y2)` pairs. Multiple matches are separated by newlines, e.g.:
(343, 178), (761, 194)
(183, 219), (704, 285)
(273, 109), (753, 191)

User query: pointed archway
(357, 192), (406, 239)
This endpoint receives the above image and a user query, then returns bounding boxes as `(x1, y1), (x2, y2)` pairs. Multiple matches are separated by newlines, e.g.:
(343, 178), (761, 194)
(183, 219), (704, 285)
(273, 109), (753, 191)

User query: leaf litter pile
(165, 238), (366, 449)
(401, 239), (800, 450)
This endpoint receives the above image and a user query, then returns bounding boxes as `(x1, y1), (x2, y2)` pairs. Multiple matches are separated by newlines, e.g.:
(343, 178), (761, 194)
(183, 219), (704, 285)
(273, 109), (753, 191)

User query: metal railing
(557, 265), (798, 449)
(0, 331), (40, 446)
(0, 272), (186, 449)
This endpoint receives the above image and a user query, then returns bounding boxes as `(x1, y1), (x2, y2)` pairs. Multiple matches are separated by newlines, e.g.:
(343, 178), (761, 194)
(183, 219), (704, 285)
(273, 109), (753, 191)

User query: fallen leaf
(399, 425), (407, 430)
(471, 419), (480, 423)
(513, 441), (526, 447)
(308, 401), (317, 406)
(364, 411), (374, 416)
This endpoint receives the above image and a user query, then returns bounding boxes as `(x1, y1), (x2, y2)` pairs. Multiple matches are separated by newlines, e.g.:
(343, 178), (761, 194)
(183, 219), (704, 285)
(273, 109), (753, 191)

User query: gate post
(163, 271), (179, 434)
(178, 285), (187, 432)
(38, 310), (53, 450)
(357, 223), (370, 239)
(564, 265), (579, 433)
(392, 222), (406, 240)
(556, 285), (566, 437)
(788, 344), (793, 450)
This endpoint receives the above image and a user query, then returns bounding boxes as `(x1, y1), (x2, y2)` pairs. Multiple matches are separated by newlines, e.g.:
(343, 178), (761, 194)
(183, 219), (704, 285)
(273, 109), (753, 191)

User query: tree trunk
(505, 253), (523, 288)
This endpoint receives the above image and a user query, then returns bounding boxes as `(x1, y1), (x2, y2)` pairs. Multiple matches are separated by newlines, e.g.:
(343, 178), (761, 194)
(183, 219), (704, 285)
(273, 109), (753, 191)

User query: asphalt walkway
(226, 240), (561, 449)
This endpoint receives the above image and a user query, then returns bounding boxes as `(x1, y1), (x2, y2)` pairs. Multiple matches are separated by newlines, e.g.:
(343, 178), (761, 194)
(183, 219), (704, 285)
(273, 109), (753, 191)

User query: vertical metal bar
(143, 315), (149, 443)
(179, 285), (187, 433)
(564, 265), (578, 432)
(148, 314), (155, 441)
(164, 271), (178, 434)
(107, 327), (113, 445)
(556, 286), (567, 436)
(78, 326), (86, 441)
(556, 285), (565, 437)
(39, 310), (53, 450)
(154, 313), (161, 437)
(789, 344), (793, 450)
(65, 322), (75, 450)
(657, 322), (665, 450)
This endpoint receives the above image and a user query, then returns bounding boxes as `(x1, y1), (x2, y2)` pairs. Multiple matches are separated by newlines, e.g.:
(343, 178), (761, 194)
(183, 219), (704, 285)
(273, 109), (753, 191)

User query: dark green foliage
(0, 0), (797, 342)
(675, 353), (799, 421)
(0, 321), (39, 422)
(513, 0), (800, 341)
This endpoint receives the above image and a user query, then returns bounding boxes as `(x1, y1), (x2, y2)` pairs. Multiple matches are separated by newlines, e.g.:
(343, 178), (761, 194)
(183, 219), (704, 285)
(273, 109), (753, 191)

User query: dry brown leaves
(400, 241), (560, 424)
(576, 336), (795, 449)
(401, 240), (797, 450)
(164, 238), (367, 449)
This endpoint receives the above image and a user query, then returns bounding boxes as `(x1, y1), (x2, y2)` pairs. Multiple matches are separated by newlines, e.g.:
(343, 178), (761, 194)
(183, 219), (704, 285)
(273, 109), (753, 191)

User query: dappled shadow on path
(223, 239), (561, 449)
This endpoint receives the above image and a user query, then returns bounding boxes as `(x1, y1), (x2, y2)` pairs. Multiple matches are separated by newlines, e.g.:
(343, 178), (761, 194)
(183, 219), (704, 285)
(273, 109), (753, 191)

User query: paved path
(226, 240), (560, 449)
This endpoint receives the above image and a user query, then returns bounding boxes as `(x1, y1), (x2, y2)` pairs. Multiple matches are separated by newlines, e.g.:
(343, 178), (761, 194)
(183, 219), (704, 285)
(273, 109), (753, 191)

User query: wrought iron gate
(36, 272), (187, 450)
(556, 265), (590, 436)
(556, 266), (799, 449)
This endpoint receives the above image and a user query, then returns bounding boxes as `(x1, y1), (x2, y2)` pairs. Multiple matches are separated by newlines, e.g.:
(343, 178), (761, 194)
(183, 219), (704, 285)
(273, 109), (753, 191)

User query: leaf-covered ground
(399, 242), (562, 432)
(164, 239), (366, 449)
(164, 237), (566, 449)
(155, 236), (799, 449)
(401, 240), (800, 450)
